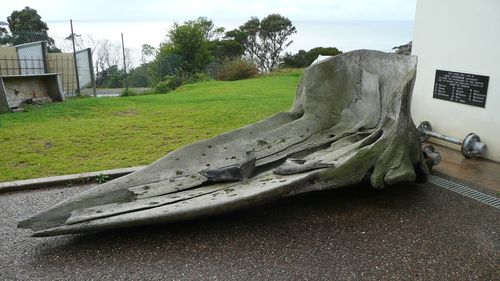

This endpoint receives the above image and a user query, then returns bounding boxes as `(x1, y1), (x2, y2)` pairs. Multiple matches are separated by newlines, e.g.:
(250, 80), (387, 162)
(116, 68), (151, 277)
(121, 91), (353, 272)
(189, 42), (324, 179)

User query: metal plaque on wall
(433, 70), (489, 108)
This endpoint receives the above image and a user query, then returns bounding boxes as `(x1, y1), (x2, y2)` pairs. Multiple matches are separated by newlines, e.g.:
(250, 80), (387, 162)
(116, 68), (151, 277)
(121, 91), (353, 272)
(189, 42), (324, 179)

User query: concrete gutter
(0, 166), (146, 193)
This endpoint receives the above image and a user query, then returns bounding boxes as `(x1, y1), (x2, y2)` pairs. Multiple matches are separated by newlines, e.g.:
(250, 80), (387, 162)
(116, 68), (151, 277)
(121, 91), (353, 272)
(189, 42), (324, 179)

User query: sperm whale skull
(19, 50), (428, 237)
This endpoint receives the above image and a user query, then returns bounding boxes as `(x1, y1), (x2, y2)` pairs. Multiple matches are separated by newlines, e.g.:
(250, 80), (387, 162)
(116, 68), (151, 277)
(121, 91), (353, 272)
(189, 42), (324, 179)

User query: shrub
(121, 89), (138, 96)
(190, 72), (211, 83)
(155, 73), (188, 93)
(282, 47), (342, 68)
(215, 58), (258, 81)
(155, 79), (173, 93)
(155, 72), (212, 93)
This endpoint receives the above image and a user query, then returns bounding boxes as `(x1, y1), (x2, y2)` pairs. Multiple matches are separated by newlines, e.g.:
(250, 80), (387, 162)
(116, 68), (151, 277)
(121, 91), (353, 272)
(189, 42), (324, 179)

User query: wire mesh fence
(47, 54), (79, 96)
(0, 57), (38, 76)
(0, 57), (47, 75)
(0, 27), (157, 98)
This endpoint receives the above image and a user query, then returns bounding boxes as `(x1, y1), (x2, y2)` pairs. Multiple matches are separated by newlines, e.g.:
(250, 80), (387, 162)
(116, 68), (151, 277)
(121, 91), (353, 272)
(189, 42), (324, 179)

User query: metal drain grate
(428, 175), (500, 209)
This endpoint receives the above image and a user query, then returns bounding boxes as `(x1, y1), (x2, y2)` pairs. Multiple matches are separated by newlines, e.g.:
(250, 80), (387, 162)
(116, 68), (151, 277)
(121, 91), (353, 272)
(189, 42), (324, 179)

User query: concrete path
(0, 166), (145, 192)
(1, 181), (498, 280)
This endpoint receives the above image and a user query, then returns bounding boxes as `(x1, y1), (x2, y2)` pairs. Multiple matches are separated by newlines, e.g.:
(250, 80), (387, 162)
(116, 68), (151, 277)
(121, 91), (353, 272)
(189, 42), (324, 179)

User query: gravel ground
(1, 181), (498, 281)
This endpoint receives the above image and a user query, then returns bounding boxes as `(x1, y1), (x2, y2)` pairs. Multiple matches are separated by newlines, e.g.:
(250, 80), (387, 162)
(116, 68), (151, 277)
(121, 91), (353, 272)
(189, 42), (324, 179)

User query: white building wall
(411, 0), (500, 162)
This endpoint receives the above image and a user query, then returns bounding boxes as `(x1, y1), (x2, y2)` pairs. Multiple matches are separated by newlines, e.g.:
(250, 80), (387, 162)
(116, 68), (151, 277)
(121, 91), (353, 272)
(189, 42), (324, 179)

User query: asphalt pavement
(1, 181), (498, 280)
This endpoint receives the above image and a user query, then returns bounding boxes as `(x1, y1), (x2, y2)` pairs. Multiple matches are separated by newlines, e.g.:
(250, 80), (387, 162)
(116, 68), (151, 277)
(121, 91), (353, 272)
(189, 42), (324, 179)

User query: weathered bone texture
(19, 50), (428, 236)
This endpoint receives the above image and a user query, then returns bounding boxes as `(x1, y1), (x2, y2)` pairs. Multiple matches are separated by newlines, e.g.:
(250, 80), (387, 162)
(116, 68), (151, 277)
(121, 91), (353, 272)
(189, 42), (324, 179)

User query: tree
(4, 7), (60, 52)
(95, 65), (124, 88)
(94, 39), (121, 73)
(239, 14), (296, 72)
(210, 29), (247, 61)
(239, 17), (260, 63)
(164, 18), (219, 73)
(258, 14), (297, 71)
(141, 44), (157, 64)
(282, 50), (308, 68)
(87, 38), (128, 88)
(282, 47), (342, 68)
(190, 17), (225, 41)
(0, 26), (10, 45)
(145, 45), (183, 85)
(127, 64), (151, 87)
(212, 38), (245, 61)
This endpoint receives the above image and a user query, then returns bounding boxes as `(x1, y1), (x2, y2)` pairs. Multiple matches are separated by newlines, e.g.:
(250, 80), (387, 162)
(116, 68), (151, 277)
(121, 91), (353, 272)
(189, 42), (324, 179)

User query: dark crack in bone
(200, 152), (256, 182)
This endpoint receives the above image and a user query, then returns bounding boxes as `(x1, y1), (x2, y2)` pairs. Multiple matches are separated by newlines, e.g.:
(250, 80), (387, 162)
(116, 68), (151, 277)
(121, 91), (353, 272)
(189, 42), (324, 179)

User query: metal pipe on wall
(418, 121), (487, 158)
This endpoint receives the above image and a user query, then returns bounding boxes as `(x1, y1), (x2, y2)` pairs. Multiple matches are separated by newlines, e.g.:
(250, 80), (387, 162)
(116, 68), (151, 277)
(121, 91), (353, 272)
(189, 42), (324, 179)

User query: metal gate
(75, 48), (92, 89)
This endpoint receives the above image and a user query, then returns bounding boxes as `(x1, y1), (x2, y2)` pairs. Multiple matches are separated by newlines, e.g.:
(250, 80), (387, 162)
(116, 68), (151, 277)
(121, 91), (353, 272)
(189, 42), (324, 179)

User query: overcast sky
(1, 0), (416, 23)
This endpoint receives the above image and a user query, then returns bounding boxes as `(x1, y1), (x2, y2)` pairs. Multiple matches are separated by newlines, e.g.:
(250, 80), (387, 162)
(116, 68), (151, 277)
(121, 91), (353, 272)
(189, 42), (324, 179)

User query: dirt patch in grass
(113, 108), (139, 116)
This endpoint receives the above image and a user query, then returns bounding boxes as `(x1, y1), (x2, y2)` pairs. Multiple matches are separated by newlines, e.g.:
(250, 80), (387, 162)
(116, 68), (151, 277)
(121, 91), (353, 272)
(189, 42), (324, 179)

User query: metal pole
(121, 33), (128, 93)
(70, 19), (81, 96)
(87, 48), (97, 97)
(421, 129), (463, 146)
(158, 43), (162, 80)
(41, 41), (48, 73)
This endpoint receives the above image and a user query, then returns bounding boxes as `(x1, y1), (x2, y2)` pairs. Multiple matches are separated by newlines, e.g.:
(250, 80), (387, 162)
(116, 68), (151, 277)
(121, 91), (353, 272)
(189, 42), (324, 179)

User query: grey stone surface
(19, 50), (429, 236)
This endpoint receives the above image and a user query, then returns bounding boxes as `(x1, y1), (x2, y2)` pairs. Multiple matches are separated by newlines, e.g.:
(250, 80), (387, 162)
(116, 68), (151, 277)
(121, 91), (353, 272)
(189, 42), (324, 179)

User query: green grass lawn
(0, 70), (302, 181)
